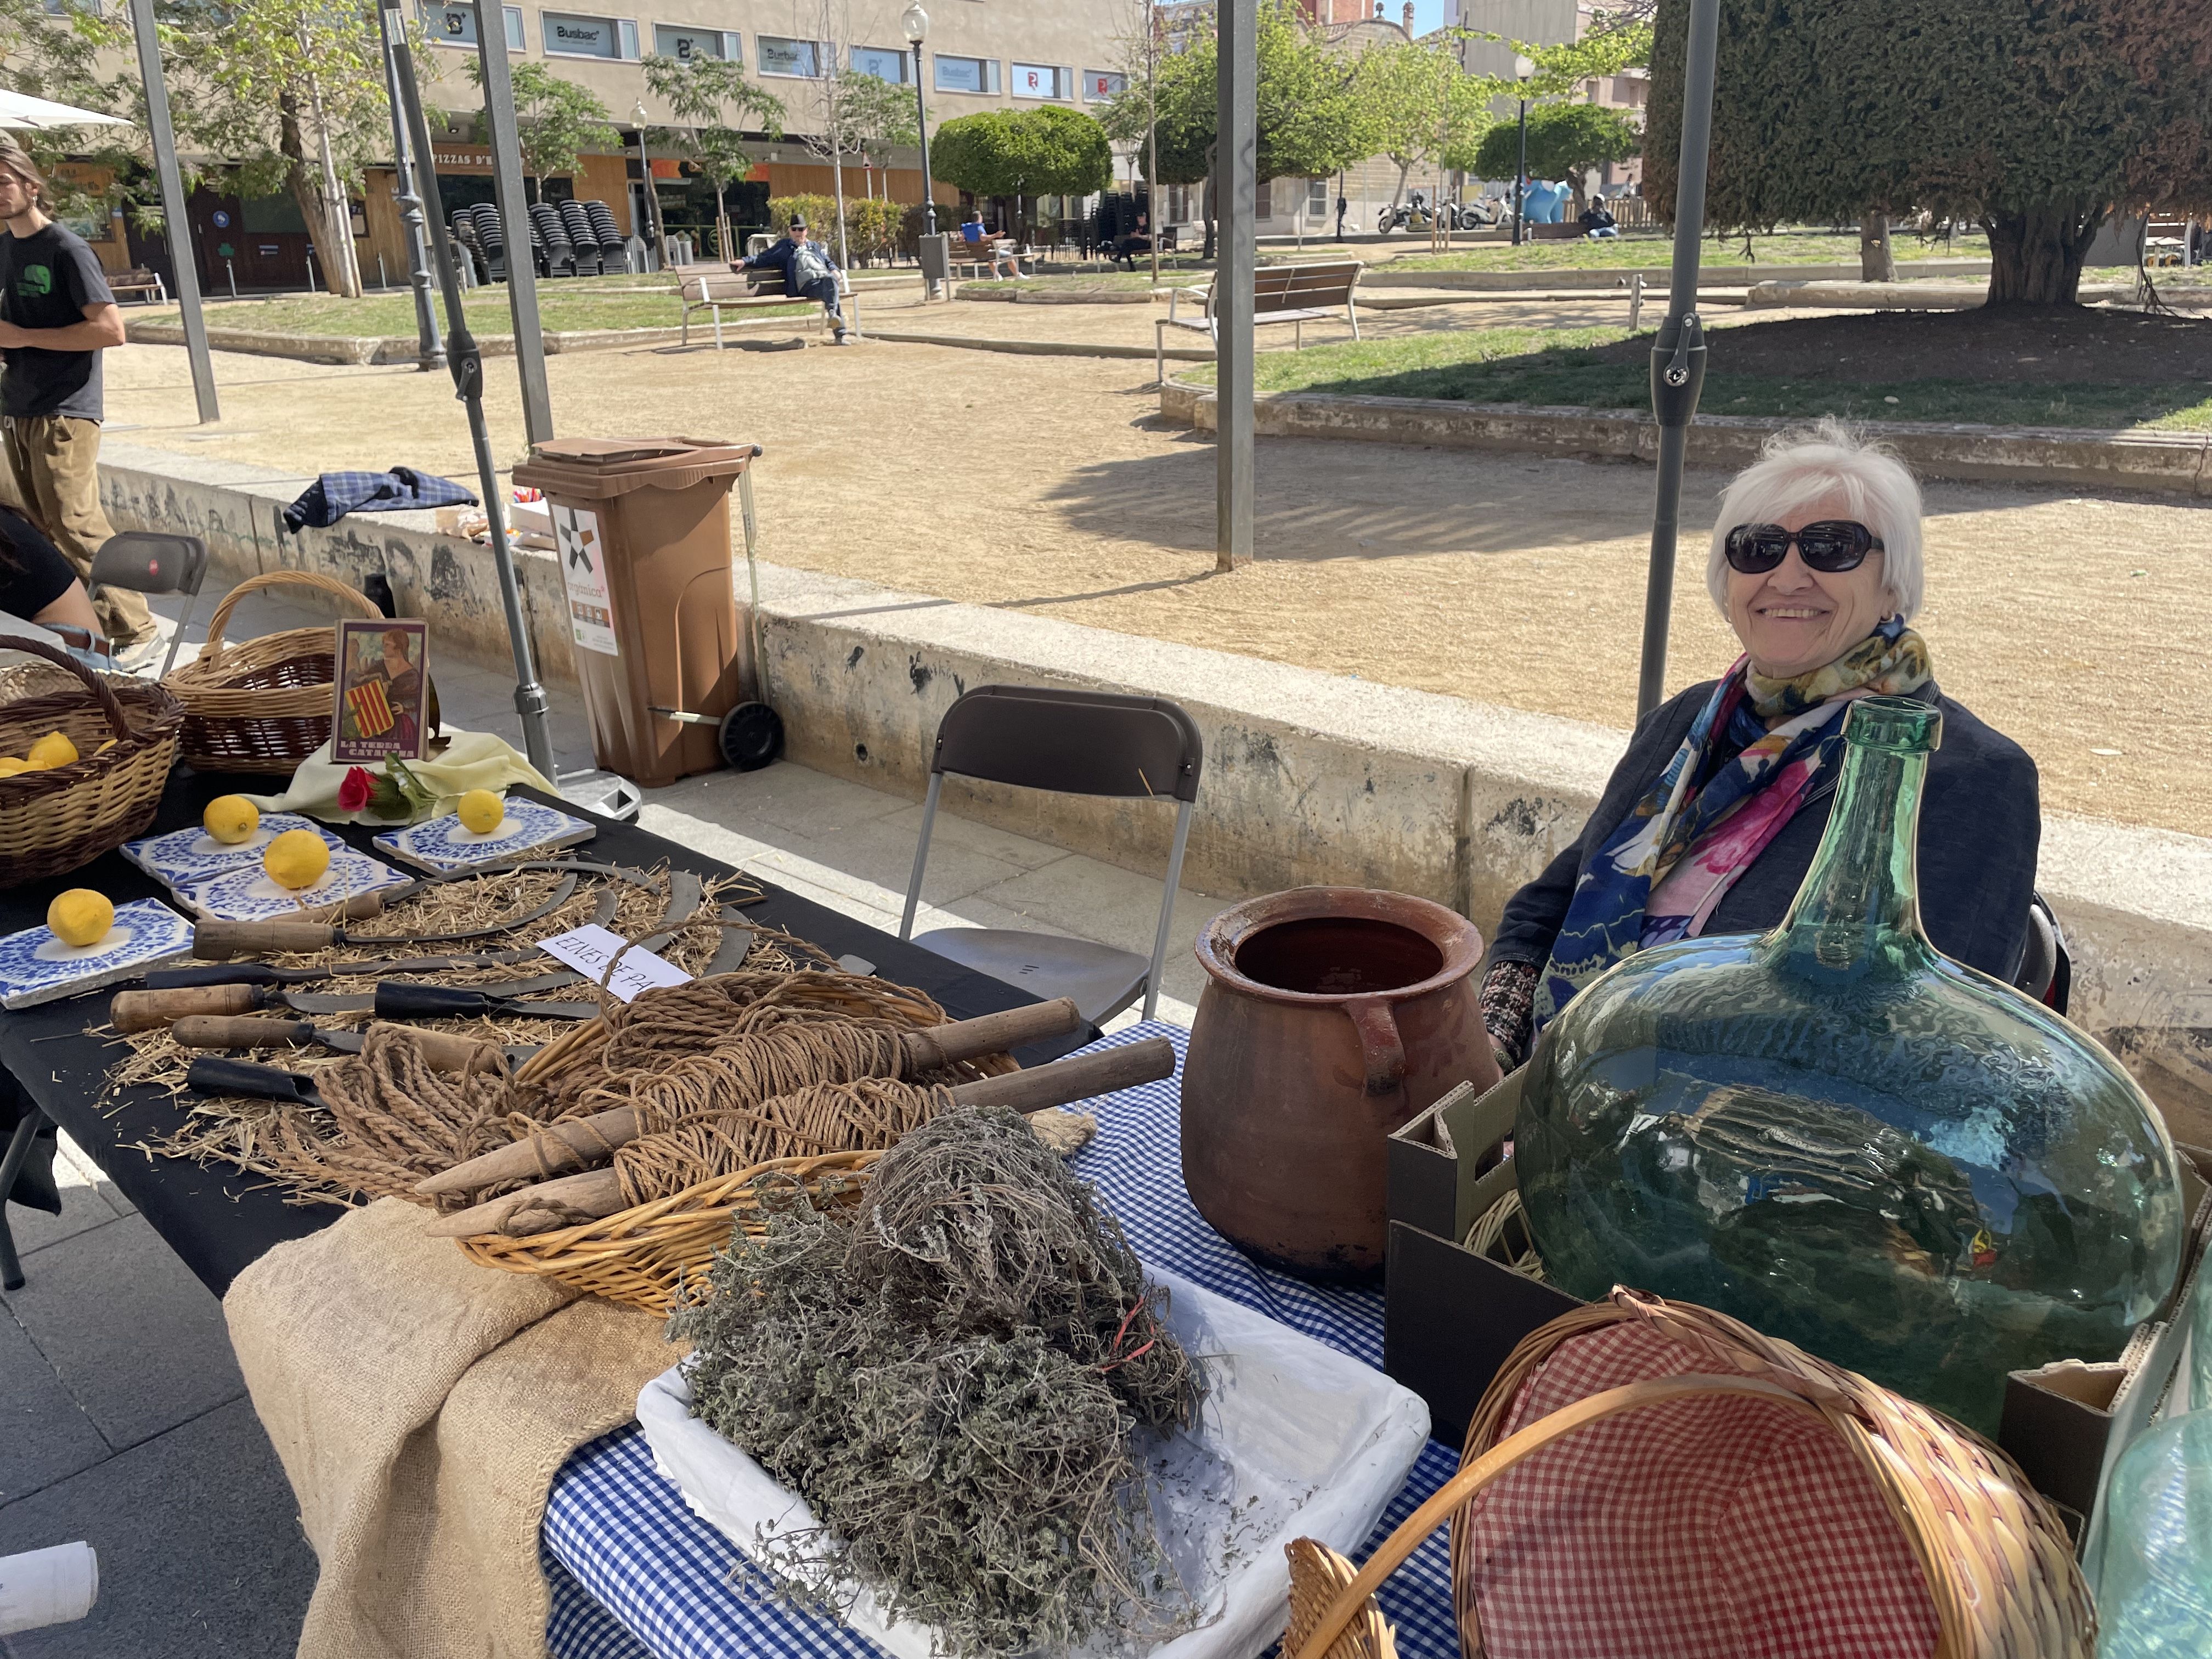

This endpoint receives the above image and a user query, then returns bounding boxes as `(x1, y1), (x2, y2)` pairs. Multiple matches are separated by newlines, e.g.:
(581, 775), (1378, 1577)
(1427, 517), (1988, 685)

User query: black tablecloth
(0, 769), (1080, 1297)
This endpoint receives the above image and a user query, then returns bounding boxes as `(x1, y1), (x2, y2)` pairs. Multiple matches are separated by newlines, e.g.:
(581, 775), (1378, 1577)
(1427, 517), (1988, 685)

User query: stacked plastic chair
(584, 200), (628, 272)
(466, 204), (507, 281)
(558, 200), (601, 276)
(529, 202), (574, 278)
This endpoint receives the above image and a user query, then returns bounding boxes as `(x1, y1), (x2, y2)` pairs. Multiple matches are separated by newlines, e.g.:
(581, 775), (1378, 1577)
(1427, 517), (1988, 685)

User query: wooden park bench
(1153, 257), (1362, 385)
(680, 270), (860, 348)
(109, 267), (167, 304)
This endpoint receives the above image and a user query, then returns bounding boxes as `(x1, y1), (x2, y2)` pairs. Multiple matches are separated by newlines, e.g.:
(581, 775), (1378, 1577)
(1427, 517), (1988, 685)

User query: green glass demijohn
(1514, 696), (2186, 1434)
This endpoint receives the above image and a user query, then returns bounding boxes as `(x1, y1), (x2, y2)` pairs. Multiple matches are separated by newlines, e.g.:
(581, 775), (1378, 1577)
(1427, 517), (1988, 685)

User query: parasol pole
(1636, 0), (1721, 720)
(382, 2), (557, 782)
(126, 0), (217, 424)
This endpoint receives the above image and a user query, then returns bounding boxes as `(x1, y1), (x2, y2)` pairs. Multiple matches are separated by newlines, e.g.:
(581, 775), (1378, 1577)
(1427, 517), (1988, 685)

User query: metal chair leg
(0, 1105), (49, 1291)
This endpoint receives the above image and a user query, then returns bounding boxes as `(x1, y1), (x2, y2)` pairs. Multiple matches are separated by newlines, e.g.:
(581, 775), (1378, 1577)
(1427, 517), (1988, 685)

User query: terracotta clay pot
(1181, 886), (1500, 1281)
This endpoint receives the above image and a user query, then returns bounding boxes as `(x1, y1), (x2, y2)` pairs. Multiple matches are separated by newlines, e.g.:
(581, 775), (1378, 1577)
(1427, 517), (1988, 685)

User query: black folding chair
(2014, 891), (2072, 1016)
(898, 685), (1203, 1026)
(87, 531), (209, 678)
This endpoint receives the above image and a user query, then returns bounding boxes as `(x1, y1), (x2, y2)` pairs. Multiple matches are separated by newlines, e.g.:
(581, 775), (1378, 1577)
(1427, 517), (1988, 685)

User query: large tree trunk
(1985, 205), (2103, 305)
(279, 92), (356, 297)
(1859, 211), (1894, 282)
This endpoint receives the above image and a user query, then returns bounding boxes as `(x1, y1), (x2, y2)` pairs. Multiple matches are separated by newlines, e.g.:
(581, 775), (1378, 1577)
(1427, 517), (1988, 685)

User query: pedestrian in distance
(1335, 191), (1349, 240)
(0, 141), (152, 659)
(741, 215), (851, 341)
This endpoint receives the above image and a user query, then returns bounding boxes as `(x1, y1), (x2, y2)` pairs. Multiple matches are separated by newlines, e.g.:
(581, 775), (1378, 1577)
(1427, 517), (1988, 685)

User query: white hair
(1706, 417), (1925, 622)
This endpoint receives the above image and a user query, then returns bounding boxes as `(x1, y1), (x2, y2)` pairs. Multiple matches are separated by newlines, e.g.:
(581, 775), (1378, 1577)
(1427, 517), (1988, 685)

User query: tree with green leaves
(1358, 35), (1494, 215)
(1470, 101), (1638, 216)
(931, 105), (1111, 238)
(469, 60), (619, 206)
(643, 53), (782, 258)
(1644, 0), (2212, 305)
(834, 68), (919, 184)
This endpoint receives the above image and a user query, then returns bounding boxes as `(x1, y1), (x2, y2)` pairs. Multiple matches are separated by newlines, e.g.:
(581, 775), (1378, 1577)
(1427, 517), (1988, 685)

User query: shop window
(758, 35), (822, 76)
(542, 10), (637, 59)
(652, 24), (738, 60)
(422, 2), (524, 49)
(1082, 70), (1125, 103)
(850, 45), (908, 82)
(933, 53), (997, 94)
(1009, 63), (1065, 100)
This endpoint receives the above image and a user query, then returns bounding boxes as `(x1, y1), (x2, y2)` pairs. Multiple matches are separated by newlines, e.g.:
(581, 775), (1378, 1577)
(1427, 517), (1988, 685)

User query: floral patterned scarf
(1533, 618), (1932, 1032)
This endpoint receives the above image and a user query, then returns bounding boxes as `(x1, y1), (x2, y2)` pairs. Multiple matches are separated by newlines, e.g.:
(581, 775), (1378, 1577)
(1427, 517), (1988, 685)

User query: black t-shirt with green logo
(0, 222), (114, 420)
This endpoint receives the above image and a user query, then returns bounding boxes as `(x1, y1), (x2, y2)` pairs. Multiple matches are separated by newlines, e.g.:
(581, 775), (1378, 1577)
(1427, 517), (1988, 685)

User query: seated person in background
(0, 499), (108, 658)
(959, 211), (1024, 280)
(1479, 420), (2041, 1076)
(1114, 213), (1153, 270)
(739, 215), (849, 341)
(1579, 201), (1619, 239)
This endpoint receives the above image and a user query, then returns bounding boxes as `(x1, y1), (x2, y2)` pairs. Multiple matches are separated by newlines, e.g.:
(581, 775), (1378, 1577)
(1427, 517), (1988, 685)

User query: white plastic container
(0, 1542), (98, 1635)
(637, 1262), (1430, 1659)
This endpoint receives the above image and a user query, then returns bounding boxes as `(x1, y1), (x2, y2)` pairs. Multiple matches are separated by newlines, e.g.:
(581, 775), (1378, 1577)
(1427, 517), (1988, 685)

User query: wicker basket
(1284, 1289), (2094, 1659)
(0, 636), (184, 887)
(460, 1149), (880, 1313)
(163, 569), (386, 773)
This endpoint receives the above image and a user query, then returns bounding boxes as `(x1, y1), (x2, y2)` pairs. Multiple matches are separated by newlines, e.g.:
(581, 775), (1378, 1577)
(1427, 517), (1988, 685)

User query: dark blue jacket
(741, 235), (838, 294)
(1489, 679), (2041, 983)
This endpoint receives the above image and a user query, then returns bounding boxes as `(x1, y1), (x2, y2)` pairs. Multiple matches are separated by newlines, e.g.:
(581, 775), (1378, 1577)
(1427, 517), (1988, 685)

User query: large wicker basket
(163, 569), (386, 773)
(0, 636), (183, 887)
(1285, 1289), (2094, 1659)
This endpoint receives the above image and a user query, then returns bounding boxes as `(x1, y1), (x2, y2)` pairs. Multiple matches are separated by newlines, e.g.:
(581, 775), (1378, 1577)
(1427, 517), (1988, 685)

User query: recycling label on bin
(551, 504), (619, 657)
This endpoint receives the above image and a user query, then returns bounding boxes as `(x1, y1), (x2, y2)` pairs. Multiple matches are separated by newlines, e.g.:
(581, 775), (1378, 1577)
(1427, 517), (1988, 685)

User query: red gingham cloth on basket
(1457, 1319), (1943, 1659)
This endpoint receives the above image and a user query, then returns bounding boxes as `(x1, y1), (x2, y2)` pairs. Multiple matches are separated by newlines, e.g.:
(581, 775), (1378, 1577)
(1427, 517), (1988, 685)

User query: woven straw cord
(272, 1026), (520, 1201)
(613, 1076), (956, 1207)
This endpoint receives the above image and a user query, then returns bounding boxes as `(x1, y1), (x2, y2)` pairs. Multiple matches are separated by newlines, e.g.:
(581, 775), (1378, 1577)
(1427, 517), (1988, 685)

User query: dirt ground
(101, 320), (2210, 837)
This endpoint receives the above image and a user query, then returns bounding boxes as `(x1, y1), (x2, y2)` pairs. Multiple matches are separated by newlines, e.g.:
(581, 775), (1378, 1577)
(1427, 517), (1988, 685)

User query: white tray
(178, 845), (411, 921)
(121, 812), (343, 888)
(636, 1261), (1430, 1659)
(372, 796), (595, 873)
(0, 897), (194, 1008)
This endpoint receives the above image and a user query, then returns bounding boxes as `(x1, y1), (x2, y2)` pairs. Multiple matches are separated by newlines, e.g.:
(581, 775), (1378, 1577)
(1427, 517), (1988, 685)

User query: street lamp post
(902, 3), (940, 294)
(1511, 54), (1532, 249)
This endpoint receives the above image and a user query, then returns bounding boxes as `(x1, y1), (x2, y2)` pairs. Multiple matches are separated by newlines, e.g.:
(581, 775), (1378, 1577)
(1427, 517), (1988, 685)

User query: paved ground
(103, 320), (2212, 836)
(0, 588), (1214, 1658)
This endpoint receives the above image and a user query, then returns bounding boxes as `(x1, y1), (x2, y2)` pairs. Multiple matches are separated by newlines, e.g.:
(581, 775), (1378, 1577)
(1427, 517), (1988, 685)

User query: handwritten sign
(536, 923), (691, 1003)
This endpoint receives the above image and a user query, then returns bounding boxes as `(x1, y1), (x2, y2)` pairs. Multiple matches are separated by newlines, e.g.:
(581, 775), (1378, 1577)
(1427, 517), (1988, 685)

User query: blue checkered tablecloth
(541, 1022), (1465, 1659)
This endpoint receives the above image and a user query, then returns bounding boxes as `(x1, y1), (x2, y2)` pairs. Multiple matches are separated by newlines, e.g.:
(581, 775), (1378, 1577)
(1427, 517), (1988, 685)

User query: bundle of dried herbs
(668, 1104), (1205, 1658)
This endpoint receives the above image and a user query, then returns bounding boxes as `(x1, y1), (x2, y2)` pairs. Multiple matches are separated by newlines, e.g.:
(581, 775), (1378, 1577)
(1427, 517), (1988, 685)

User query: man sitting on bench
(960, 209), (1024, 280)
(741, 215), (849, 340)
(1114, 213), (1153, 271)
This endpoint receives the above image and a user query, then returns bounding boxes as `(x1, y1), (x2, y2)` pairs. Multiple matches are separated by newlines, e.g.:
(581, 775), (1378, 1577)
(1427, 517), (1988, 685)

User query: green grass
(1187, 325), (2212, 432)
(191, 290), (809, 337)
(1380, 229), (1995, 273)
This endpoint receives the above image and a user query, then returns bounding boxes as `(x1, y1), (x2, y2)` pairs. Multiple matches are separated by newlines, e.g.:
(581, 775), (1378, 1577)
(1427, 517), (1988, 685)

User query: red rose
(338, 766), (376, 813)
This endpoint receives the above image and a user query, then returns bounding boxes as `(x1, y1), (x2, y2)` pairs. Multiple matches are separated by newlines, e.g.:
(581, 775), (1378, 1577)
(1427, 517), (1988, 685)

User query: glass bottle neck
(1771, 716), (1936, 976)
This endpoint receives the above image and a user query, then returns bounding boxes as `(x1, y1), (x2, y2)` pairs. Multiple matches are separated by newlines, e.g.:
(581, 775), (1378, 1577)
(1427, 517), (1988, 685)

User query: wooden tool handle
(397, 1026), (509, 1074)
(898, 998), (1081, 1073)
(112, 983), (259, 1031)
(193, 918), (338, 961)
(950, 1037), (1174, 1114)
(415, 1104), (640, 1197)
(171, 1014), (317, 1049)
(425, 1166), (623, 1237)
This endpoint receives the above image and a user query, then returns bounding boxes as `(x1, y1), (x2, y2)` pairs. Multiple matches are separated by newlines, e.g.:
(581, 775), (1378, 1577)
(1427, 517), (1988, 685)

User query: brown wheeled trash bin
(511, 437), (763, 789)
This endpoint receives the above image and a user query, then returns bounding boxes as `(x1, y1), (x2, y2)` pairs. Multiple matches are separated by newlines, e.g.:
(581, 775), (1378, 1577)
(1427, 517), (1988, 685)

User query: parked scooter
(1375, 191), (1441, 235)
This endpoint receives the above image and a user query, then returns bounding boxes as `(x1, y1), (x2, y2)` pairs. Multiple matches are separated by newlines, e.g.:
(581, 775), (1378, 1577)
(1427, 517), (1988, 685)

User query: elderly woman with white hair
(1480, 419), (2040, 1073)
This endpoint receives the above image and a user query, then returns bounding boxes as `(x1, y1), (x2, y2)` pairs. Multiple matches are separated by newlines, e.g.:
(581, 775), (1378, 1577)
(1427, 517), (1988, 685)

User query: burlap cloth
(224, 1197), (674, 1659)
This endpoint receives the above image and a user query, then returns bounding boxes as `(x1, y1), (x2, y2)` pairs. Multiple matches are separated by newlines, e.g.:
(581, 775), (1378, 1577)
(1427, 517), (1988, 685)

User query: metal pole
(128, 0), (217, 423)
(1636, 0), (1720, 721)
(1513, 98), (1527, 247)
(472, 0), (554, 444)
(910, 42), (940, 295)
(376, 0), (443, 370)
(1215, 0), (1255, 572)
(385, 2), (557, 781)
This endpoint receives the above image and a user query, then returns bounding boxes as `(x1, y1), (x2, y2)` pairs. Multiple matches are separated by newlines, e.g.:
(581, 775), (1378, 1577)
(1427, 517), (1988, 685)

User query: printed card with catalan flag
(332, 617), (430, 763)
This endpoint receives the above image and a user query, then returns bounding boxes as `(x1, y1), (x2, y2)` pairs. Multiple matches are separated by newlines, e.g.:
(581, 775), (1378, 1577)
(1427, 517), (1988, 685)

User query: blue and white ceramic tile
(180, 846), (412, 922)
(0, 897), (195, 1008)
(122, 812), (345, 888)
(373, 796), (595, 874)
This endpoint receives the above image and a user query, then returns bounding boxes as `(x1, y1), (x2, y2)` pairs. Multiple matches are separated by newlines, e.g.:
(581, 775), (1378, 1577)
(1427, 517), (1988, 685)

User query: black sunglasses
(1725, 520), (1884, 574)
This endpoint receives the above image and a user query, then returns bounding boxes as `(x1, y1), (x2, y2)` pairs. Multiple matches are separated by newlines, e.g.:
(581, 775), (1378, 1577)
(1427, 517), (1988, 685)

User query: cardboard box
(1383, 1066), (2211, 1544)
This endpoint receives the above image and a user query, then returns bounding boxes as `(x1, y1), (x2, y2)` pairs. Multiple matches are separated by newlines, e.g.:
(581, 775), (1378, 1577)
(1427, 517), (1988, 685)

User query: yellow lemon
(204, 795), (261, 845)
(456, 788), (505, 835)
(47, 888), (114, 948)
(25, 731), (77, 770)
(263, 828), (331, 891)
(0, 756), (30, 776)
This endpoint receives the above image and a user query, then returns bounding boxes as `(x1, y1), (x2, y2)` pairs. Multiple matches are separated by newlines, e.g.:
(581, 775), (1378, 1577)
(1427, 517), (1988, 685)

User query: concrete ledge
(867, 330), (1214, 362)
(94, 439), (2211, 1077)
(953, 286), (1157, 304)
(124, 316), (812, 364)
(1745, 279), (2130, 311)
(1158, 379), (2212, 497)
(1361, 258), (1993, 292)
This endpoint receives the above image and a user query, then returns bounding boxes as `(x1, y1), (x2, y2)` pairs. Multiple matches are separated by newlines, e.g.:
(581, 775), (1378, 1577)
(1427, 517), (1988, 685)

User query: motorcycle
(1375, 191), (1441, 235)
(1443, 196), (1502, 230)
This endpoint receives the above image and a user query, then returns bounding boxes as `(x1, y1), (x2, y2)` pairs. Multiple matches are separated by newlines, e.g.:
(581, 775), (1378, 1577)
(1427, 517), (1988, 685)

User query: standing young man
(0, 143), (148, 656)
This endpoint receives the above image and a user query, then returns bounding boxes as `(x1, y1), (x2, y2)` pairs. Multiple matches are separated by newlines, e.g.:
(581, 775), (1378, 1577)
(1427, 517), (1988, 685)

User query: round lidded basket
(163, 569), (387, 773)
(0, 636), (184, 887)
(1283, 1289), (2094, 1659)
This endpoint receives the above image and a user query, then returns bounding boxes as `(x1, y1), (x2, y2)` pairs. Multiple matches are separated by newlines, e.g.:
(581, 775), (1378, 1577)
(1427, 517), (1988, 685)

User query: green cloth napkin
(244, 728), (557, 826)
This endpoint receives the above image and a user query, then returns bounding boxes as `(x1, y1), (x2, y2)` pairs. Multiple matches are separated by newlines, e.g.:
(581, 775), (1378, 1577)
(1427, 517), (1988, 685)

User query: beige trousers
(3, 413), (153, 647)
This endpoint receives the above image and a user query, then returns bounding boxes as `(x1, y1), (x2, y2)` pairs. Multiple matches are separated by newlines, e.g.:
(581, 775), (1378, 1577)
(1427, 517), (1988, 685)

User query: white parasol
(0, 88), (128, 131)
